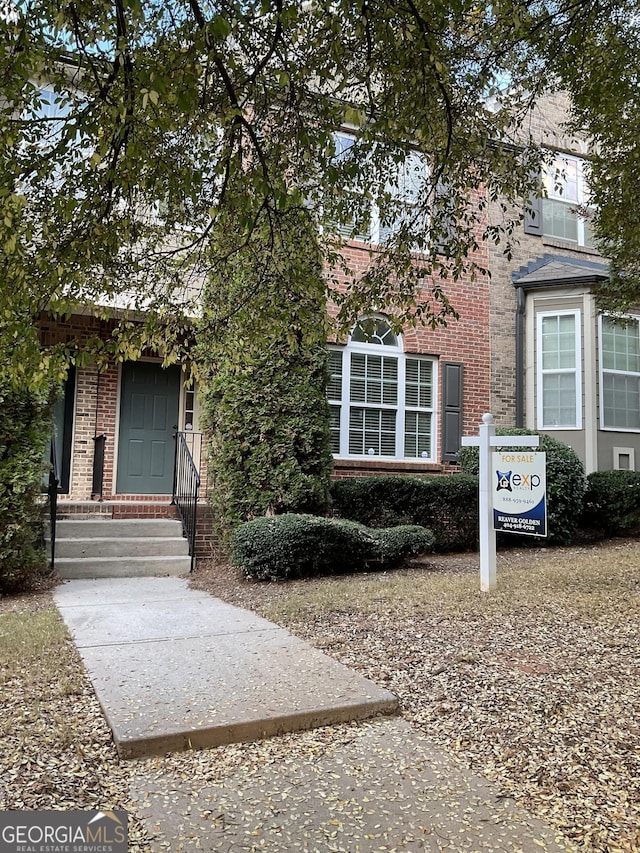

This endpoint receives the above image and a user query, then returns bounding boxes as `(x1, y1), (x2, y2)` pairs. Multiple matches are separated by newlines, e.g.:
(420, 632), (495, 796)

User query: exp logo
(496, 469), (541, 491)
(496, 470), (512, 491)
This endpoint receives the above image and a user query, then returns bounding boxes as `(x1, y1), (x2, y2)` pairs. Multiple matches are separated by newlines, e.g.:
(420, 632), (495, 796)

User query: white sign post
(461, 413), (540, 592)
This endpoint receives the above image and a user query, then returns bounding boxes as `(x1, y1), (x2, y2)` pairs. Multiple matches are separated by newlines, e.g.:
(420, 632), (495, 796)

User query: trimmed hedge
(581, 470), (640, 538)
(329, 475), (478, 552)
(232, 513), (435, 581)
(458, 429), (586, 546)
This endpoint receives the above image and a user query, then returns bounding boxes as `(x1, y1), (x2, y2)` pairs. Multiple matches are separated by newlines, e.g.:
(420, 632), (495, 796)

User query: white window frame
(536, 309), (582, 430)
(328, 322), (437, 461)
(599, 314), (640, 433)
(331, 131), (428, 247)
(542, 153), (594, 248)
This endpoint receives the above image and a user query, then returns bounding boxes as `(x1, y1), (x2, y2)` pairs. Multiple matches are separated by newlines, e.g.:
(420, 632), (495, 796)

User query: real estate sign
(492, 451), (547, 537)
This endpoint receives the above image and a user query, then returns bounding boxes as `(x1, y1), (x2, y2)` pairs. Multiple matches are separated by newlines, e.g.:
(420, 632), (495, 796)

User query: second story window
(542, 154), (595, 248)
(27, 86), (74, 146)
(329, 132), (428, 248)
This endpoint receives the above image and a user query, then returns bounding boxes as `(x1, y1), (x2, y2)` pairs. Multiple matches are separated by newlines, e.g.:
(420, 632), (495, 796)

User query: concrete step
(56, 518), (184, 539)
(56, 555), (191, 579)
(56, 537), (189, 559)
(51, 518), (192, 579)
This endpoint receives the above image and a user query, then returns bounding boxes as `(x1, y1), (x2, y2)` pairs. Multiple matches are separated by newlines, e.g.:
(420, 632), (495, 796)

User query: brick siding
(488, 92), (605, 426)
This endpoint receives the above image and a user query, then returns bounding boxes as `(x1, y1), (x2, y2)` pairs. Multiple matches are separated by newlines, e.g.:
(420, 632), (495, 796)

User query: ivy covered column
(197, 206), (333, 538)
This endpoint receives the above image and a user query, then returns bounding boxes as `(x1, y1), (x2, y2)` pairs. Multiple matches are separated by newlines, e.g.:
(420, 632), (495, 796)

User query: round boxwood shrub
(458, 428), (586, 546)
(373, 525), (436, 568)
(232, 513), (434, 581)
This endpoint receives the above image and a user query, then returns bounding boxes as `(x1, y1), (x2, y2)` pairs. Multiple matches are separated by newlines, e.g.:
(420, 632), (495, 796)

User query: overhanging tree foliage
(0, 0), (574, 392)
(541, 2), (640, 313)
(198, 205), (332, 534)
(478, 0), (640, 312)
(2, 1), (637, 394)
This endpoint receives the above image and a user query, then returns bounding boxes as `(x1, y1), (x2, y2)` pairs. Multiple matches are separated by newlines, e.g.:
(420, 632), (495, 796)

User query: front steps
(54, 518), (191, 579)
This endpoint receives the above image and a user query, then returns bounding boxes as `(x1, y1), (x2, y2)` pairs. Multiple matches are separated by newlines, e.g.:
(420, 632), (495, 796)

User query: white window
(328, 318), (436, 459)
(23, 86), (74, 146)
(330, 132), (428, 247)
(542, 153), (594, 248)
(536, 310), (582, 429)
(600, 316), (640, 431)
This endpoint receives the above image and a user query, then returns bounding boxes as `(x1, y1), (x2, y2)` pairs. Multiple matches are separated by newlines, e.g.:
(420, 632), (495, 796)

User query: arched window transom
(350, 318), (399, 347)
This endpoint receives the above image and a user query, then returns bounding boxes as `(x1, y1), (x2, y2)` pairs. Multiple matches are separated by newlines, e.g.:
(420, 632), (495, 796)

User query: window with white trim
(536, 310), (582, 429)
(328, 318), (436, 459)
(542, 153), (595, 248)
(600, 315), (640, 430)
(22, 86), (78, 150)
(330, 132), (428, 246)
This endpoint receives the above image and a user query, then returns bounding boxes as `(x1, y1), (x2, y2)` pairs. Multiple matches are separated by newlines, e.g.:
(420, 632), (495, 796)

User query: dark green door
(116, 362), (180, 494)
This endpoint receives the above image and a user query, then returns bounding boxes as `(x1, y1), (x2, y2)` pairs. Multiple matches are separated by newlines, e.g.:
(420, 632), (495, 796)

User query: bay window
(537, 310), (582, 429)
(600, 316), (640, 430)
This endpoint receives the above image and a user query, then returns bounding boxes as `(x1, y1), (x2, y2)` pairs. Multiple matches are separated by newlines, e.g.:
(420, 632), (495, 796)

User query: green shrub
(199, 207), (332, 539)
(581, 470), (640, 537)
(458, 428), (586, 546)
(372, 525), (435, 568)
(0, 382), (52, 593)
(232, 514), (434, 581)
(330, 475), (478, 552)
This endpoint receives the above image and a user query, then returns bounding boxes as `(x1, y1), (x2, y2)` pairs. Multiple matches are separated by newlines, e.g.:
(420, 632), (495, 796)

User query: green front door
(116, 362), (181, 494)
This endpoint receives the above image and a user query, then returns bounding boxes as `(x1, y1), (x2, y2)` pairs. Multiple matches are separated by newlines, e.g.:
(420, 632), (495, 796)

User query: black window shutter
(441, 361), (463, 462)
(524, 172), (543, 236)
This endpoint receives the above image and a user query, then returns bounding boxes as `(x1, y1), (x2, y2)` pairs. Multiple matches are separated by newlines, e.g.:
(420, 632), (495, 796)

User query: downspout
(514, 285), (526, 428)
(91, 320), (107, 501)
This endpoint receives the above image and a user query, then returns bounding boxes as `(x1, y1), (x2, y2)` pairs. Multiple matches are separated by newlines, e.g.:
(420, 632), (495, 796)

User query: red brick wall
(331, 459), (450, 478)
(325, 208), (491, 463)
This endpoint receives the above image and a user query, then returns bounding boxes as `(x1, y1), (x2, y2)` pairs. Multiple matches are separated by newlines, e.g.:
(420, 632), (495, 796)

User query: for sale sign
(492, 451), (547, 537)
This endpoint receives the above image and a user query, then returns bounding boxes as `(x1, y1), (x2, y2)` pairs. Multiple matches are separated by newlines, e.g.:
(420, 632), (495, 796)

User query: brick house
(45, 90), (636, 565)
(326, 224), (491, 481)
(44, 220), (492, 510)
(489, 91), (639, 475)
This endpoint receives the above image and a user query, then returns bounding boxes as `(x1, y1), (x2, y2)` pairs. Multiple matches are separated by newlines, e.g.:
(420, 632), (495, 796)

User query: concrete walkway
(129, 717), (572, 851)
(55, 577), (573, 851)
(54, 577), (398, 759)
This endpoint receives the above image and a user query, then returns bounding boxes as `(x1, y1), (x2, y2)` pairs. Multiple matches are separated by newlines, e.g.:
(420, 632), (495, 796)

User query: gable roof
(512, 254), (609, 289)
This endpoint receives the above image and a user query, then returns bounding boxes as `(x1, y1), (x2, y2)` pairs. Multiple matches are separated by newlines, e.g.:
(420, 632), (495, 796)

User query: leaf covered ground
(192, 540), (640, 852)
(1, 540), (639, 851)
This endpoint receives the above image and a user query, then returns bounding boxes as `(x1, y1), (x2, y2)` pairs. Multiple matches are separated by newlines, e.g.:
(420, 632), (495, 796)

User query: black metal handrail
(48, 435), (60, 573)
(172, 431), (201, 572)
